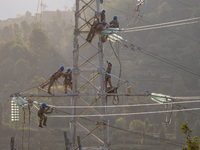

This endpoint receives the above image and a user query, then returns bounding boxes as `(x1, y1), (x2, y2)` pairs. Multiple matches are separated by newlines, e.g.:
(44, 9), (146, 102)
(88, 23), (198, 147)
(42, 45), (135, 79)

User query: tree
(2, 26), (10, 40)
(129, 119), (146, 133)
(115, 117), (126, 127)
(21, 20), (31, 41)
(27, 27), (51, 55)
(181, 121), (199, 150)
(12, 23), (20, 35)
(14, 59), (30, 84)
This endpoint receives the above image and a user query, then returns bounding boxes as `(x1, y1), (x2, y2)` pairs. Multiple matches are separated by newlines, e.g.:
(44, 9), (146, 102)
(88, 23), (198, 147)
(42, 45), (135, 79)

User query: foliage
(181, 121), (199, 150)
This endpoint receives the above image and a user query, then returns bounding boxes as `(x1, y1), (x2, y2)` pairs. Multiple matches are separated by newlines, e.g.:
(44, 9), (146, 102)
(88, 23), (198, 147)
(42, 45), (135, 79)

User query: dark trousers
(38, 113), (47, 125)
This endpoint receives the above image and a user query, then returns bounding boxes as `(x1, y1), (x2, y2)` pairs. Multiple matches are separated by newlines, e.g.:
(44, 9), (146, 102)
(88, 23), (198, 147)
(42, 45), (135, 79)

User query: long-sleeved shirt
(38, 106), (51, 115)
(50, 69), (64, 80)
(109, 19), (119, 28)
(100, 12), (106, 22)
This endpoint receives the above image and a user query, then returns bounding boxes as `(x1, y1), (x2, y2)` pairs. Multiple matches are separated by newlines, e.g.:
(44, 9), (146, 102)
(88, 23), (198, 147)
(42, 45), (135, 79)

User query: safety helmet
(113, 16), (118, 19)
(108, 62), (112, 66)
(42, 102), (47, 107)
(103, 21), (107, 26)
(102, 9), (106, 13)
(67, 67), (71, 72)
(60, 66), (64, 70)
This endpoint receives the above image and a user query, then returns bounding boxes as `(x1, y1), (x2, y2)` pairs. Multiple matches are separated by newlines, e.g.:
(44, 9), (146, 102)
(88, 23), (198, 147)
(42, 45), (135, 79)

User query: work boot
(43, 124), (47, 126)
(47, 91), (52, 95)
(38, 125), (43, 128)
(41, 85), (45, 89)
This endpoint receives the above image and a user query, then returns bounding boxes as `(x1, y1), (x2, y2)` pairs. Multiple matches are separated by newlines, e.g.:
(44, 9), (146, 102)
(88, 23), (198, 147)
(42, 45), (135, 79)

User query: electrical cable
(120, 20), (199, 33)
(176, 0), (200, 14)
(55, 98), (200, 108)
(117, 41), (200, 78)
(102, 3), (200, 44)
(53, 109), (185, 148)
(49, 107), (200, 118)
(123, 17), (200, 30)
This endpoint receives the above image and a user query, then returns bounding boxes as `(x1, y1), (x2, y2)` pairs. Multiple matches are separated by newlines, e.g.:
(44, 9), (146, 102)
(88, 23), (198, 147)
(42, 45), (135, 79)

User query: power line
(117, 40), (200, 78)
(55, 99), (200, 109)
(176, 0), (200, 14)
(124, 17), (200, 30)
(136, 47), (200, 77)
(49, 107), (200, 118)
(102, 3), (200, 44)
(54, 109), (185, 148)
(121, 20), (199, 33)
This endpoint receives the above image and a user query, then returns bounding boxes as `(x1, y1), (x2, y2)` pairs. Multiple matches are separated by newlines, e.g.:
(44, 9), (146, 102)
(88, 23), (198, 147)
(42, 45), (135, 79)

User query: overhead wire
(120, 20), (199, 32)
(175, 0), (200, 14)
(116, 40), (200, 78)
(135, 46), (200, 77)
(55, 99), (200, 108)
(53, 109), (185, 148)
(50, 107), (200, 118)
(124, 17), (200, 30)
(102, 3), (200, 44)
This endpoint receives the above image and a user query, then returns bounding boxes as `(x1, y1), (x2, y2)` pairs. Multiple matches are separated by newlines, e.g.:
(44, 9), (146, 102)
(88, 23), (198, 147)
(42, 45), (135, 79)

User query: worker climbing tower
(71, 0), (109, 149)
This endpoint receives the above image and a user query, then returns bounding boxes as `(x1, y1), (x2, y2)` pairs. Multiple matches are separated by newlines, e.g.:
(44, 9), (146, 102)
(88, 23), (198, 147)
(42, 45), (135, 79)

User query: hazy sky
(0, 0), (75, 20)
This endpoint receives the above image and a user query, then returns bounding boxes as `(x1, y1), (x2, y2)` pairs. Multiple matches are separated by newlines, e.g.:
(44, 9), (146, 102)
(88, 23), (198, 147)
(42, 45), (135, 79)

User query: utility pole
(71, 0), (110, 149)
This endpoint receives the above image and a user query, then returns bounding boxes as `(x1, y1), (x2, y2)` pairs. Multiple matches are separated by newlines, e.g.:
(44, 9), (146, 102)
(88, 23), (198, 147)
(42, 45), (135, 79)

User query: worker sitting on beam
(109, 16), (119, 28)
(41, 66), (65, 94)
(86, 20), (107, 43)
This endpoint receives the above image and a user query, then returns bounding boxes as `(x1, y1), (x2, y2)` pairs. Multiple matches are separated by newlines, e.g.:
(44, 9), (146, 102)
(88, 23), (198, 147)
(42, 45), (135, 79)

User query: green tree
(115, 117), (126, 127)
(129, 119), (145, 133)
(181, 121), (199, 150)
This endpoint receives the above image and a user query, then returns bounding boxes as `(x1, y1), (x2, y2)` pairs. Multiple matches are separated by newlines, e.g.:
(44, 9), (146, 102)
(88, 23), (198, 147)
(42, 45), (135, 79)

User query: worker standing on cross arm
(38, 102), (53, 128)
(63, 67), (73, 94)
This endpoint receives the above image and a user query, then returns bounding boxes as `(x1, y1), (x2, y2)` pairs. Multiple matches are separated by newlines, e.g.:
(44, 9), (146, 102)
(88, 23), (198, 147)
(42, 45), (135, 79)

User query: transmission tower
(71, 0), (109, 149)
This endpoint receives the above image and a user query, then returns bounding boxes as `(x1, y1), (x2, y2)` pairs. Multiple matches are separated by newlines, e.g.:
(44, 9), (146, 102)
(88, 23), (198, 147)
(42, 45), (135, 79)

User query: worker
(63, 67), (72, 94)
(41, 66), (65, 94)
(86, 21), (107, 43)
(109, 16), (119, 28)
(105, 61), (113, 92)
(100, 9), (106, 22)
(38, 102), (53, 128)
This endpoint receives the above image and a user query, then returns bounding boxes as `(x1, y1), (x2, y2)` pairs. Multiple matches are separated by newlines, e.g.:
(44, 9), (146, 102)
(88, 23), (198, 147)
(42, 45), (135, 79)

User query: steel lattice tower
(71, 0), (110, 149)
